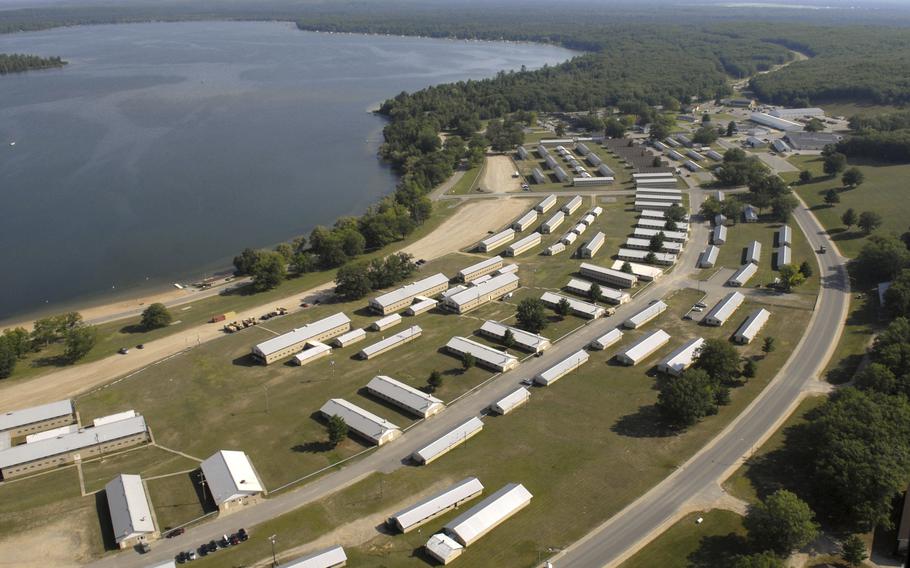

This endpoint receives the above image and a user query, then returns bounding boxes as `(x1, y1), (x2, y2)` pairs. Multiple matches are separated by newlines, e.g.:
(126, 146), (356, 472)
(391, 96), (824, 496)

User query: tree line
(0, 312), (96, 378)
(0, 53), (65, 74)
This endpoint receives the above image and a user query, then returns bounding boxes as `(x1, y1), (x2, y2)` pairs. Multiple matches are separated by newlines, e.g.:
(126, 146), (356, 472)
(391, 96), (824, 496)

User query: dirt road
(477, 155), (521, 193)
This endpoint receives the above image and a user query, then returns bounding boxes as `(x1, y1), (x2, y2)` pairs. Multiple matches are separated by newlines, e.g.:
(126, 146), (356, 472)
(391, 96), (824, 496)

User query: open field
(446, 164), (482, 195)
(819, 102), (903, 119)
(147, 473), (215, 531)
(476, 155), (522, 193)
(787, 156), (910, 259)
(619, 510), (746, 568)
(823, 290), (877, 383)
(79, 446), (199, 494)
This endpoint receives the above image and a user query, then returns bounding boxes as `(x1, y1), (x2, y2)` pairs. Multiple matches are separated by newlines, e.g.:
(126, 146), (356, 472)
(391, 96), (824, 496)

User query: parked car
(187, 550), (197, 561)
(694, 301), (707, 309)
(136, 343), (145, 350)
(176, 552), (187, 564)
(166, 528), (185, 538)
(237, 528), (249, 541)
(207, 540), (218, 553)
(118, 347), (129, 355)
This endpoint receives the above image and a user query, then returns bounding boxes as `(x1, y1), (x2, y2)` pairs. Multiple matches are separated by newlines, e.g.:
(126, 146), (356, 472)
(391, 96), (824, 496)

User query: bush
(140, 303), (172, 330)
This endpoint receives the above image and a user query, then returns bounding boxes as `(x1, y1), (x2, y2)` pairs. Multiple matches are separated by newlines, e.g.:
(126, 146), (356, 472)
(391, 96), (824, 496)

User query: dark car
(207, 540), (218, 553)
(136, 343), (145, 349)
(166, 528), (185, 538)
(237, 528), (249, 541)
(229, 535), (239, 546)
(197, 546), (208, 557)
(118, 347), (129, 355)
(176, 552), (187, 564)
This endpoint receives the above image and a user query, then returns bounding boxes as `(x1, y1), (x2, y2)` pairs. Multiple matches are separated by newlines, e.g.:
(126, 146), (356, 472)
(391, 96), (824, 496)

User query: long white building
(562, 195), (583, 215)
(479, 320), (551, 353)
(366, 375), (445, 419)
(442, 273), (519, 314)
(540, 291), (606, 319)
(703, 292), (745, 326)
(444, 483), (533, 547)
(292, 341), (332, 366)
(590, 328), (623, 350)
(358, 325), (423, 359)
(319, 399), (401, 446)
(728, 263), (758, 287)
(505, 232), (542, 257)
(200, 450), (264, 510)
(332, 328), (366, 348)
(712, 225), (728, 245)
(565, 278), (630, 305)
(389, 477), (484, 533)
(657, 337), (705, 376)
(369, 274), (450, 316)
(512, 210), (539, 232)
(581, 232), (606, 258)
(534, 350), (590, 386)
(617, 248), (677, 266)
(624, 300), (668, 329)
(616, 329), (671, 366)
(633, 227), (688, 243)
(445, 336), (518, 372)
(777, 225), (792, 247)
(777, 244), (792, 268)
(609, 260), (664, 281)
(252, 313), (351, 364)
(579, 262), (637, 288)
(277, 546), (347, 568)
(106, 474), (158, 548)
(412, 417), (484, 465)
(734, 308), (772, 344)
(490, 387), (531, 415)
(457, 256), (503, 283)
(542, 210), (565, 234)
(479, 228), (516, 252)
(535, 194), (557, 213)
(745, 240), (762, 264)
(699, 245), (720, 268)
(750, 111), (803, 132)
(0, 399), (76, 439)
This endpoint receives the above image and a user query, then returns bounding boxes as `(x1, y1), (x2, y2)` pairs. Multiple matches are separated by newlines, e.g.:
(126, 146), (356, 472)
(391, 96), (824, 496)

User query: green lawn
(446, 165), (482, 195)
(79, 445), (199, 494)
(787, 156), (910, 259)
(823, 289), (877, 383)
(620, 510), (746, 568)
(146, 473), (215, 531)
(819, 102), (902, 118)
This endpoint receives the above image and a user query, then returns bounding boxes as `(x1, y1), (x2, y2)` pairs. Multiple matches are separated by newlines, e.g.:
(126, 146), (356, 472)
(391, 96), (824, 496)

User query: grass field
(619, 510), (746, 568)
(819, 102), (903, 119)
(512, 141), (635, 191)
(446, 165), (482, 195)
(79, 446), (199, 494)
(2, 200), (463, 384)
(823, 290), (877, 383)
(787, 155), (910, 259)
(147, 473), (215, 531)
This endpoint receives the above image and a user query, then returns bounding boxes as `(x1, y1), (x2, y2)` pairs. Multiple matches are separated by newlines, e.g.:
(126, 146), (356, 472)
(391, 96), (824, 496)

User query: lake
(0, 21), (573, 320)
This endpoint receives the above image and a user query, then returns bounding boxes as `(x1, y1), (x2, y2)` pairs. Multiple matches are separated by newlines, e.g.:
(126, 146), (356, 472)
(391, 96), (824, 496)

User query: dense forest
(0, 53), (65, 74)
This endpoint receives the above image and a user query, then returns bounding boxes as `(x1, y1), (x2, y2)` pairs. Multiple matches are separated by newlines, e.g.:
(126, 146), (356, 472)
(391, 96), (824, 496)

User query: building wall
(1, 432), (150, 480)
(372, 282), (449, 316)
(260, 322), (351, 364)
(3, 413), (78, 440)
(459, 260), (503, 283)
(446, 280), (519, 314)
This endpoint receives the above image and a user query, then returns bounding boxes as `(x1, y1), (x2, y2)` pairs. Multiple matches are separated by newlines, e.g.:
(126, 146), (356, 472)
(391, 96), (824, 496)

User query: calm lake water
(0, 21), (573, 320)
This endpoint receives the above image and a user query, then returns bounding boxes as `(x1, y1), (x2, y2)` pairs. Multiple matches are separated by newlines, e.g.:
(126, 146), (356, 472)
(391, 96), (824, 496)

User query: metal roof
(391, 478), (484, 532)
(479, 320), (550, 352)
(359, 326), (422, 358)
(746, 240), (762, 264)
(609, 260), (664, 280)
(513, 210), (539, 229)
(507, 232), (542, 253)
(618, 329), (671, 364)
(540, 292), (605, 319)
(445, 336), (518, 371)
(658, 337), (705, 375)
(735, 308), (771, 343)
(445, 273), (519, 309)
(106, 474), (155, 543)
(425, 533), (464, 563)
(254, 313), (350, 357)
(591, 328), (624, 350)
(625, 300), (668, 327)
(0, 399), (73, 432)
(458, 256), (503, 279)
(480, 228), (516, 249)
(371, 274), (449, 310)
(319, 399), (400, 445)
(277, 546), (347, 568)
(536, 194), (557, 211)
(625, 237), (682, 252)
(93, 410), (137, 427)
(617, 248), (678, 264)
(562, 195), (583, 212)
(333, 328), (366, 346)
(492, 387), (531, 414)
(704, 292), (745, 326)
(445, 483), (533, 546)
(778, 225), (792, 246)
(366, 375), (444, 417)
(200, 450), (263, 505)
(0, 415), (147, 469)
(293, 341), (332, 364)
(580, 262), (638, 286)
(633, 228), (688, 242)
(412, 417), (484, 464)
(535, 350), (589, 386)
(729, 263), (758, 286)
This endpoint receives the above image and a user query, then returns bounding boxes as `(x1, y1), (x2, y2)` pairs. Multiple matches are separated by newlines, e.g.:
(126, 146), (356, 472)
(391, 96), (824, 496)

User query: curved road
(553, 199), (849, 567)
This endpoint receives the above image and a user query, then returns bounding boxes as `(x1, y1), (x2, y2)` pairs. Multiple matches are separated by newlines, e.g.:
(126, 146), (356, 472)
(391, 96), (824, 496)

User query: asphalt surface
(552, 197), (849, 567)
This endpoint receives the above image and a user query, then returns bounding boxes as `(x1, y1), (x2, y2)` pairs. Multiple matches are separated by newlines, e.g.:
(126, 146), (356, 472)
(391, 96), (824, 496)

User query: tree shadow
(831, 230), (864, 242)
(292, 441), (333, 453)
(741, 421), (817, 503)
(32, 354), (73, 368)
(687, 533), (751, 568)
(611, 404), (675, 438)
(119, 323), (148, 334)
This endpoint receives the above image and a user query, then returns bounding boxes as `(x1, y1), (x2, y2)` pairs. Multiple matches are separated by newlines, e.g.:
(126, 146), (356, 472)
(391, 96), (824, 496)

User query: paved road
(88, 192), (711, 568)
(552, 197), (849, 567)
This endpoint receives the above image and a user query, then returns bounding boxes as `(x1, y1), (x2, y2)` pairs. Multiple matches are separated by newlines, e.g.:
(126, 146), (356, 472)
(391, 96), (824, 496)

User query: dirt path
(477, 155), (521, 194)
(401, 198), (529, 259)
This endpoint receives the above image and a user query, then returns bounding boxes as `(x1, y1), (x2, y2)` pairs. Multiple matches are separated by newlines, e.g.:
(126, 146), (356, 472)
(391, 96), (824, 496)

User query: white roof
(359, 325), (422, 358)
(563, 195), (583, 211)
(536, 194), (557, 211)
(145, 562), (177, 568)
(580, 262), (638, 286)
(458, 256), (503, 279)
(634, 172), (676, 178)
(590, 206), (603, 216)
(633, 228), (688, 242)
(445, 273), (519, 308)
(777, 244), (792, 266)
(200, 450), (263, 505)
(371, 274), (449, 310)
(699, 246), (720, 267)
(442, 285), (468, 299)
(497, 264), (519, 275)
(293, 342), (332, 363)
(445, 483), (533, 546)
(445, 336), (518, 370)
(619, 329), (671, 364)
(704, 292), (745, 325)
(334, 328), (366, 345)
(658, 337), (705, 375)
(778, 225), (792, 245)
(373, 313), (402, 328)
(625, 300), (668, 328)
(390, 477), (484, 532)
(426, 533), (464, 562)
(713, 225), (727, 241)
(735, 308), (772, 342)
(544, 210), (565, 227)
(583, 232), (605, 252)
(591, 328), (624, 350)
(746, 240), (762, 263)
(319, 398), (400, 444)
(254, 313), (350, 357)
(93, 410), (137, 428)
(413, 417), (484, 464)
(25, 424), (79, 444)
(609, 260), (663, 280)
(729, 263), (758, 285)
(408, 297), (438, 314)
(106, 474), (155, 543)
(493, 387), (531, 414)
(626, 237), (682, 252)
(540, 292), (605, 319)
(479, 320), (550, 352)
(617, 248), (677, 264)
(513, 210), (538, 228)
(560, 232), (578, 245)
(535, 350), (589, 385)
(507, 232), (542, 252)
(366, 375), (443, 417)
(637, 218), (689, 231)
(640, 209), (666, 219)
(277, 546), (347, 568)
(0, 415), (148, 469)
(0, 399), (73, 432)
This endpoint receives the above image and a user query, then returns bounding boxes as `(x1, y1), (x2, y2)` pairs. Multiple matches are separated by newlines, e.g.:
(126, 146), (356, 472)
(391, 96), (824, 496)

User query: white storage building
(505, 232), (542, 257)
(106, 474), (158, 548)
(479, 228), (516, 252)
(371, 313), (402, 331)
(699, 246), (720, 268)
(734, 308), (772, 344)
(545, 242), (566, 256)
(777, 244), (792, 268)
(252, 313), (351, 364)
(633, 227), (688, 243)
(590, 328), (623, 351)
(200, 450), (264, 510)
(565, 278), (630, 305)
(512, 210), (539, 232)
(358, 325), (423, 359)
(490, 388), (531, 415)
(540, 292), (606, 319)
(609, 260), (664, 281)
(369, 274), (449, 316)
(580, 262), (638, 288)
(366, 375), (444, 419)
(277, 546), (347, 568)
(703, 292), (745, 326)
(562, 195), (583, 215)
(750, 112), (803, 132)
(479, 321), (551, 353)
(445, 336), (518, 372)
(92, 410), (137, 428)
(407, 296), (438, 316)
(412, 417), (484, 465)
(319, 399), (401, 446)
(535, 194), (557, 213)
(442, 273), (519, 314)
(458, 256), (503, 283)
(560, 231), (578, 245)
(389, 477), (484, 533)
(532, 168), (547, 184)
(534, 350), (590, 386)
(581, 232), (606, 258)
(0, 399), (77, 439)
(425, 533), (464, 565)
(712, 225), (728, 245)
(292, 341), (332, 366)
(542, 211), (565, 233)
(624, 300), (668, 329)
(728, 263), (758, 287)
(572, 222), (588, 236)
(617, 248), (677, 266)
(332, 328), (366, 348)
(444, 483), (533, 547)
(745, 240), (762, 264)
(616, 329), (672, 366)
(657, 337), (705, 376)
(777, 225), (792, 246)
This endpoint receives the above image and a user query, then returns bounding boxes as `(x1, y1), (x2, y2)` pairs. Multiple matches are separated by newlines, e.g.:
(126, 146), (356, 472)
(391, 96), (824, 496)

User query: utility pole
(264, 384), (270, 414)
(268, 534), (278, 567)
